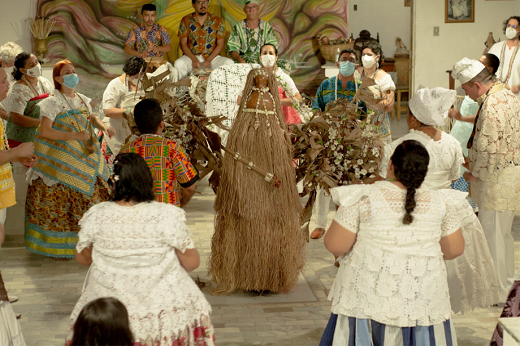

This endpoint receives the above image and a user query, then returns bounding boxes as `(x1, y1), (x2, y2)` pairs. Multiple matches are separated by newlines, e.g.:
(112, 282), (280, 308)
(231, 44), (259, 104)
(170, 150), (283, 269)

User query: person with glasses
(124, 3), (172, 58)
(489, 16), (520, 100)
(175, 0), (233, 79)
(309, 49), (361, 241)
(452, 57), (520, 303)
(227, 0), (278, 64)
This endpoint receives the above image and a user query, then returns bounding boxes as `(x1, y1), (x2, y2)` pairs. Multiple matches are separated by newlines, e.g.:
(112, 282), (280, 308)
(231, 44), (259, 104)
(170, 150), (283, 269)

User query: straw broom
(30, 17), (56, 39)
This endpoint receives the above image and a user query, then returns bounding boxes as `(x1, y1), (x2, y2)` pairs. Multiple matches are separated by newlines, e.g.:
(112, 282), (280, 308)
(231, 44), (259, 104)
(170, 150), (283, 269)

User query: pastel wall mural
(36, 0), (348, 99)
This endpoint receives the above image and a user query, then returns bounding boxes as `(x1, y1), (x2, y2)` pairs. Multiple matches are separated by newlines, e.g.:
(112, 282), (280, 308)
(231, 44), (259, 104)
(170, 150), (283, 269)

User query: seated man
(124, 3), (171, 58)
(174, 0), (233, 79)
(120, 98), (199, 207)
(311, 49), (361, 241)
(227, 0), (278, 64)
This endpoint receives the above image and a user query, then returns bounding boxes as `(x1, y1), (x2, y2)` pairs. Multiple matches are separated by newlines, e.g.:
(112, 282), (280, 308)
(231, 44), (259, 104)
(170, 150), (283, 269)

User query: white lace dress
(66, 202), (215, 346)
(380, 130), (500, 313)
(328, 183), (459, 329)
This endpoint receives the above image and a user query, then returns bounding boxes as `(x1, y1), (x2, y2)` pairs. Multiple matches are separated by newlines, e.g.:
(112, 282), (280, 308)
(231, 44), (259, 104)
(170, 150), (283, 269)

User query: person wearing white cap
(380, 87), (500, 313)
(452, 57), (520, 301)
(227, 0), (278, 64)
(488, 16), (520, 100)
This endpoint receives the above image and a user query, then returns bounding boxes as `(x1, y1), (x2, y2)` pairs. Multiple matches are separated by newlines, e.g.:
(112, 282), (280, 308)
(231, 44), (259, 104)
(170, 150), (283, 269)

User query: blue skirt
(320, 314), (457, 346)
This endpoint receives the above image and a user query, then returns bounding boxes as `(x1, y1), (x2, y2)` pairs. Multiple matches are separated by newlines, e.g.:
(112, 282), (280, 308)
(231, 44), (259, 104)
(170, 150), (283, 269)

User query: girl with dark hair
(320, 140), (464, 345)
(354, 41), (395, 144)
(5, 52), (53, 148)
(68, 153), (215, 345)
(380, 87), (499, 314)
(70, 297), (134, 346)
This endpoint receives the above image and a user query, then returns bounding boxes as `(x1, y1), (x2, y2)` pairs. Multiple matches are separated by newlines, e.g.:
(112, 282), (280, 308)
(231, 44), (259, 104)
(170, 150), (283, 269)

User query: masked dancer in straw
(209, 68), (305, 293)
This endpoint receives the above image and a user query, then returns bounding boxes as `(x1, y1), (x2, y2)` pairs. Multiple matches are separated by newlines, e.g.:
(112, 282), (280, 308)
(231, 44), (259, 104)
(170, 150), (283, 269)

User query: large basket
(320, 42), (354, 62)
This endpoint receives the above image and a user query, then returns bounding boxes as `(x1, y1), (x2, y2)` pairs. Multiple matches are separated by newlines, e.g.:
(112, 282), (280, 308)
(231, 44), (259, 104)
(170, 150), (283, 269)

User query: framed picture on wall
(405, 0), (411, 6)
(445, 0), (474, 23)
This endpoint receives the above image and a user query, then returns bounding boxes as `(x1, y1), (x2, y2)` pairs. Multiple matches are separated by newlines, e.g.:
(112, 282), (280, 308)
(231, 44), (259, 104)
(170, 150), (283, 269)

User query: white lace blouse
(329, 182), (462, 327)
(6, 77), (53, 114)
(69, 201), (212, 341)
(380, 130), (464, 189)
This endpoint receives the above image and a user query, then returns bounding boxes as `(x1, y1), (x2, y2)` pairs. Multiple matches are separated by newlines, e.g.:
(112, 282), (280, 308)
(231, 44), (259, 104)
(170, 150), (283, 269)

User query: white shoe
(9, 295), (18, 303)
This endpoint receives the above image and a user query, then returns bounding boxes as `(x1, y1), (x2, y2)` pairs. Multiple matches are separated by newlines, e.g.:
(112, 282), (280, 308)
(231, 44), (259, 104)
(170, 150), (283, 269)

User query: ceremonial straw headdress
(409, 87), (457, 127)
(451, 57), (486, 84)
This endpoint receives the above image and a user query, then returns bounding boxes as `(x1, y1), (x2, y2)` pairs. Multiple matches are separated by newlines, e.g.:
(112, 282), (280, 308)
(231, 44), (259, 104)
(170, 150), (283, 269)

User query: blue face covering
(459, 95), (479, 116)
(339, 61), (356, 77)
(62, 73), (79, 89)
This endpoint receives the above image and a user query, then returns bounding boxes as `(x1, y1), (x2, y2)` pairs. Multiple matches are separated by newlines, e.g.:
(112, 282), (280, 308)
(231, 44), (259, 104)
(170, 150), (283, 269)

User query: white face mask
(506, 27), (518, 40)
(25, 64), (41, 78)
(362, 55), (377, 68)
(260, 54), (276, 68)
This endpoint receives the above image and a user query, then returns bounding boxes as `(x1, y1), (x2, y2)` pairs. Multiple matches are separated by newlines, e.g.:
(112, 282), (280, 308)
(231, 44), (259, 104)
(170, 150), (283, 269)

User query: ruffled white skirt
(0, 301), (25, 346)
(445, 198), (500, 313)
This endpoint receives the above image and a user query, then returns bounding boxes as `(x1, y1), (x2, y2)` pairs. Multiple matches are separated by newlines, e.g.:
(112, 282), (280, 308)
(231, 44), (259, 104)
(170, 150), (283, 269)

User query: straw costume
(209, 68), (305, 293)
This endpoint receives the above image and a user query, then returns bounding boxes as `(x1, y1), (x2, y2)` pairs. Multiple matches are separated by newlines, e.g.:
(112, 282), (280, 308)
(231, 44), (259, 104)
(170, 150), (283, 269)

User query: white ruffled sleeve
(76, 204), (102, 253)
(37, 94), (62, 122)
(102, 78), (125, 109)
(437, 189), (465, 236)
(330, 185), (372, 234)
(6, 85), (32, 115)
(276, 70), (299, 97)
(165, 206), (195, 253)
(376, 73), (396, 92)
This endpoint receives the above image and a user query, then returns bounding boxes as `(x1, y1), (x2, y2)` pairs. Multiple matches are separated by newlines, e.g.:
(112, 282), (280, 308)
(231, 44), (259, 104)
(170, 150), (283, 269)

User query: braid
(403, 187), (416, 225)
(390, 140), (430, 225)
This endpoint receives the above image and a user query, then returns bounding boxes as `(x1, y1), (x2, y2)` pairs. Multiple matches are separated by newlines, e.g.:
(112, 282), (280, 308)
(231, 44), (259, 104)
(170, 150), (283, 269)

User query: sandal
(310, 228), (326, 239)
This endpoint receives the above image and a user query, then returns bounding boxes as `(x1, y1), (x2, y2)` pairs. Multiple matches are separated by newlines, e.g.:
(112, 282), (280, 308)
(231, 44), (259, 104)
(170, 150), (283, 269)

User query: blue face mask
(339, 61), (356, 77)
(62, 73), (79, 89)
(459, 95), (479, 116)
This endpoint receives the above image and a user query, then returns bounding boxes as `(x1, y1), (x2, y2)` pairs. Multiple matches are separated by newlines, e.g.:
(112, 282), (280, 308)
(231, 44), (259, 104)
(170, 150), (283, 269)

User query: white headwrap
(245, 0), (259, 5)
(451, 58), (486, 84)
(409, 87), (457, 127)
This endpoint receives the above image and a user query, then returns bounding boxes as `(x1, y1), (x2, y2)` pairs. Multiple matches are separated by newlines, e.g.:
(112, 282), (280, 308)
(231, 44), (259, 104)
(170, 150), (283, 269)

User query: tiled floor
(0, 116), (516, 345)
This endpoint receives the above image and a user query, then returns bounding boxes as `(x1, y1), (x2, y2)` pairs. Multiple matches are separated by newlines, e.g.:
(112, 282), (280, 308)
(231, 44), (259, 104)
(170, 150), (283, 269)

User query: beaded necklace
(244, 19), (262, 53)
(59, 91), (95, 154)
(499, 41), (519, 84)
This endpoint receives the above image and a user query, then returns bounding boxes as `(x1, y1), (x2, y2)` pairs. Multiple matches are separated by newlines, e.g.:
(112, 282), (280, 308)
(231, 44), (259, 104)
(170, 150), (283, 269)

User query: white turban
(245, 0), (259, 5)
(451, 58), (486, 84)
(409, 87), (457, 127)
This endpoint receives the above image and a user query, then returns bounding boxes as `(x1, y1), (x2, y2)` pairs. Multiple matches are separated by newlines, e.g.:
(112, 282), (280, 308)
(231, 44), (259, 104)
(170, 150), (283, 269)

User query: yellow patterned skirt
(25, 177), (109, 259)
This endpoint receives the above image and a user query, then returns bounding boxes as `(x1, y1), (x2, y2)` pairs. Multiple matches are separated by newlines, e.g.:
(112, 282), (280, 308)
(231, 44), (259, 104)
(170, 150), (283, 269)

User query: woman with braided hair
(380, 87), (499, 315)
(320, 140), (464, 345)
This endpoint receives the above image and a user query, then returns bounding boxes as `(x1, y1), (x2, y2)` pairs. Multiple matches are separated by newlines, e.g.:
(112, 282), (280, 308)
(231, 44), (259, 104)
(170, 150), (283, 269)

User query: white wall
(412, 0), (520, 91)
(0, 0), (38, 53)
(348, 0), (411, 58)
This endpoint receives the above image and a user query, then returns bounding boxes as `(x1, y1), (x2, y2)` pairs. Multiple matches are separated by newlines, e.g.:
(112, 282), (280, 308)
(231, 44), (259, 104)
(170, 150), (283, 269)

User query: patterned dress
(25, 90), (109, 259)
(125, 23), (171, 57)
(120, 135), (199, 206)
(226, 19), (277, 63)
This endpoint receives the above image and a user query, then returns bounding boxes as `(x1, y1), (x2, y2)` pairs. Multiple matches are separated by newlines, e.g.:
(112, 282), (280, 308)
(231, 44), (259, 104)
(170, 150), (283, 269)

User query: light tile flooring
(0, 116), (517, 346)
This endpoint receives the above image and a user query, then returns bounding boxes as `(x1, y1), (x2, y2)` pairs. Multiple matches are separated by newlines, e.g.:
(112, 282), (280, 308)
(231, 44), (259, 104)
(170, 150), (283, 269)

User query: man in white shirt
(489, 16), (520, 100)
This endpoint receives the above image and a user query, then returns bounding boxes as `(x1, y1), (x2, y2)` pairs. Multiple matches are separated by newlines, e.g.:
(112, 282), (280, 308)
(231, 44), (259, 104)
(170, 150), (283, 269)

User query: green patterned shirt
(226, 19), (277, 63)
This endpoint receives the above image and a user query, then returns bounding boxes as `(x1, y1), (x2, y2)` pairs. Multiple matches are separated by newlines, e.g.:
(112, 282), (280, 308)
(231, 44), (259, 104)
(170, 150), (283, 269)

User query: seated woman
(5, 52), (53, 148)
(354, 41), (395, 144)
(321, 140), (464, 344)
(101, 56), (146, 169)
(68, 153), (215, 345)
(380, 87), (499, 314)
(238, 44), (303, 126)
(25, 59), (112, 260)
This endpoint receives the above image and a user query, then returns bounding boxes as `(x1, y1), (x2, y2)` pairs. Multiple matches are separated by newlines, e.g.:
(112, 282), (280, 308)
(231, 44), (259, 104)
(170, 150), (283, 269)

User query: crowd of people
(0, 2), (518, 345)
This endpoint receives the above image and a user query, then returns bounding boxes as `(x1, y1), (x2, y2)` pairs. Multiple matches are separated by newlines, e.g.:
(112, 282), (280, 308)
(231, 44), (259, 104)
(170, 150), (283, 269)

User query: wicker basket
(319, 42), (354, 62)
